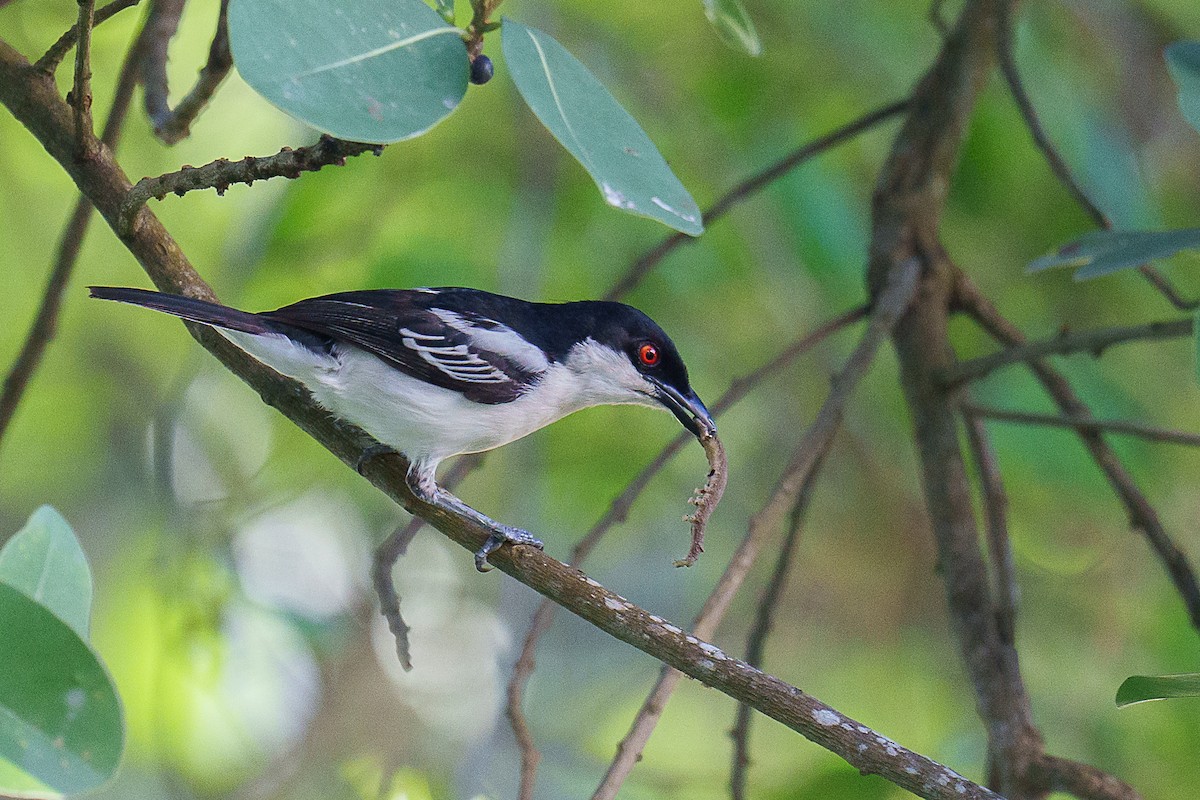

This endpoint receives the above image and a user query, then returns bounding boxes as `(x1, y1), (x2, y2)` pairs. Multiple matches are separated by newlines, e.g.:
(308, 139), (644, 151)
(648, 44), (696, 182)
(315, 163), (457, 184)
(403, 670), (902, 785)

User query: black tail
(88, 286), (276, 336)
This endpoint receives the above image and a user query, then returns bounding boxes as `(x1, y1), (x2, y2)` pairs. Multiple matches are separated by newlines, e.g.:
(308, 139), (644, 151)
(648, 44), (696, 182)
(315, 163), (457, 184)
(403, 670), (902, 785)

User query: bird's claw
(474, 527), (544, 572)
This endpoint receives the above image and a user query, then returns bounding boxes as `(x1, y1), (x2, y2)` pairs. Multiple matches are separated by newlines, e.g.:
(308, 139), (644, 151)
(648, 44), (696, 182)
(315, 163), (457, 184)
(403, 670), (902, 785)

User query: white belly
(219, 329), (650, 466)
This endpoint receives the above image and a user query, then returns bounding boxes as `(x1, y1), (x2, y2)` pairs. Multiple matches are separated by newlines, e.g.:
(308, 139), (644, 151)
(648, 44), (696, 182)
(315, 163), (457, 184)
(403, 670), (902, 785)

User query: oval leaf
(502, 19), (704, 235)
(702, 0), (762, 57)
(0, 506), (92, 640)
(1166, 41), (1200, 135)
(1116, 673), (1200, 707)
(229, 0), (469, 144)
(1028, 228), (1200, 280)
(0, 583), (123, 797)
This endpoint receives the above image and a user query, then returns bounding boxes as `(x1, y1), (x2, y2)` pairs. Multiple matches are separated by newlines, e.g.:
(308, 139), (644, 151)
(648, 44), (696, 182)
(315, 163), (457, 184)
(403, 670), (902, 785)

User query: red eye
(638, 343), (660, 367)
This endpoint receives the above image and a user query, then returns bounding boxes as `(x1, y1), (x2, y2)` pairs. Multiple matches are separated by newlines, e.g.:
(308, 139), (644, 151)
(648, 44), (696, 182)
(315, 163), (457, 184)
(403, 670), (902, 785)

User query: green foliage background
(2, 1), (1200, 798)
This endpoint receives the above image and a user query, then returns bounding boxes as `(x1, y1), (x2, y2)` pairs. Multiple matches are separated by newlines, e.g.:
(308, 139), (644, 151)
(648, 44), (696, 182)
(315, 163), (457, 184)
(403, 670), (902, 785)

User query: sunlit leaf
(229, 0), (469, 144)
(502, 18), (704, 235)
(1166, 41), (1200, 134)
(0, 583), (123, 797)
(1028, 228), (1200, 280)
(701, 0), (762, 57)
(1116, 673), (1200, 707)
(0, 506), (92, 640)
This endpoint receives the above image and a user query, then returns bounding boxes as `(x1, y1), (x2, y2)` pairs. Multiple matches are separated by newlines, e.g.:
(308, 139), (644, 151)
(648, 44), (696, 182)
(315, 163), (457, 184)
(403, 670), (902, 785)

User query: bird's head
(555, 302), (716, 439)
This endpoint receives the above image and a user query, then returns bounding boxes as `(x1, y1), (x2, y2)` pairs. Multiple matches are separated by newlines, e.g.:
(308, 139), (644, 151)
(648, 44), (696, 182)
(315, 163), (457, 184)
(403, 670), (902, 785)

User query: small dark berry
(470, 55), (494, 85)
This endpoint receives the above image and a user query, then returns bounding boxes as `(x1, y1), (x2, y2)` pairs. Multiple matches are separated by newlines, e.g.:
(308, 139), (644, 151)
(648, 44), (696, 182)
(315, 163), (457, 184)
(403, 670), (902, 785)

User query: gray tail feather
(88, 286), (276, 336)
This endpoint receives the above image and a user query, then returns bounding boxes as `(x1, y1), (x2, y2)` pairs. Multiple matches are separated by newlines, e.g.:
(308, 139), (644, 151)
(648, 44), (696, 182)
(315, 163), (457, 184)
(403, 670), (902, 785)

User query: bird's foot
(475, 527), (544, 572)
(356, 442), (399, 476)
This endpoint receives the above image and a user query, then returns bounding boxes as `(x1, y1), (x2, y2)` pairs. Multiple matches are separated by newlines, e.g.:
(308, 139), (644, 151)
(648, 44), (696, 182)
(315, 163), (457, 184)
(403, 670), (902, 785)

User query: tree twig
(729, 456), (822, 800)
(965, 402), (1200, 449)
(119, 136), (384, 233)
(71, 0), (95, 154)
(0, 26), (142, 452)
(138, 0), (183, 130)
(591, 259), (920, 800)
(151, 0), (232, 144)
(35, 0), (141, 74)
(996, 3), (1198, 311)
(962, 408), (1018, 646)
(604, 100), (909, 301)
(955, 270), (1200, 632)
(507, 304), (868, 800)
(942, 317), (1193, 387)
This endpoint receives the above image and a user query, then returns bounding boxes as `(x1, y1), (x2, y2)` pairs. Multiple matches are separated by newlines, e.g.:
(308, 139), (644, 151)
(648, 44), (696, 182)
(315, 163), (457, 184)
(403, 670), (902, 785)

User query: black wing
(263, 289), (547, 404)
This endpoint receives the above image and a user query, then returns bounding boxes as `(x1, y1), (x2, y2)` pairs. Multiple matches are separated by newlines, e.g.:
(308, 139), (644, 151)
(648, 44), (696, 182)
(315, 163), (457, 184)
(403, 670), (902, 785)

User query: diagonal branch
(996, 3), (1198, 311)
(35, 0), (141, 74)
(591, 258), (920, 800)
(964, 403), (1200, 449)
(954, 271), (1200, 632)
(70, 0), (96, 154)
(0, 37), (1004, 800)
(942, 317), (1193, 387)
(605, 100), (909, 300)
(508, 303), (870, 800)
(119, 137), (384, 232)
(0, 27), (143, 452)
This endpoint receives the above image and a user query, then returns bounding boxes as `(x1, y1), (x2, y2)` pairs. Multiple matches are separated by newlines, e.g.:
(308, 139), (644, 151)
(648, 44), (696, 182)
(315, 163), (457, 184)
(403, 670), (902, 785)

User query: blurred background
(2, 0), (1200, 798)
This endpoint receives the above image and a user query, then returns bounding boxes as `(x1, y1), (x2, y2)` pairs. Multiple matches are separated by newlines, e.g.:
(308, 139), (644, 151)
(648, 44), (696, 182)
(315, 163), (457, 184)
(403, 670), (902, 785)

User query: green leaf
(501, 19), (704, 236)
(431, 0), (454, 25)
(0, 583), (123, 797)
(228, 0), (469, 144)
(0, 506), (92, 640)
(1027, 228), (1200, 280)
(701, 0), (762, 57)
(1116, 673), (1200, 707)
(1166, 41), (1200, 135)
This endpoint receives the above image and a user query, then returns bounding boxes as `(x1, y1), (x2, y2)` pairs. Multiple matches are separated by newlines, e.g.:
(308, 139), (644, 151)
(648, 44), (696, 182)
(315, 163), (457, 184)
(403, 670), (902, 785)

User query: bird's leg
(404, 464), (544, 572)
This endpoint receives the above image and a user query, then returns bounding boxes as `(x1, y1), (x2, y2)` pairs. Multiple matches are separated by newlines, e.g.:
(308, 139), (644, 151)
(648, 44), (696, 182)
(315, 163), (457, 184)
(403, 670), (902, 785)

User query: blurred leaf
(1116, 673), (1200, 707)
(1028, 228), (1200, 280)
(502, 18), (704, 235)
(702, 0), (762, 56)
(1166, 41), (1200, 134)
(228, 0), (469, 144)
(0, 583), (123, 797)
(0, 506), (93, 639)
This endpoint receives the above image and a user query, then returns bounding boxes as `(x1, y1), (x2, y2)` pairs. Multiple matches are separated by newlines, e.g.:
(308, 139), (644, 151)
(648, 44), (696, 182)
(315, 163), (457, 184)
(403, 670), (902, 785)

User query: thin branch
(119, 136), (384, 233)
(1031, 755), (1142, 800)
(965, 403), (1200, 449)
(942, 317), (1193, 387)
(138, 0), (184, 129)
(729, 461), (821, 800)
(35, 0), (141, 74)
(997, 3), (1198, 311)
(508, 304), (869, 800)
(71, 0), (96, 154)
(373, 453), (482, 670)
(0, 27), (142, 451)
(151, 0), (232, 144)
(591, 259), (921, 800)
(955, 271), (1200, 631)
(962, 409), (1018, 645)
(604, 100), (910, 301)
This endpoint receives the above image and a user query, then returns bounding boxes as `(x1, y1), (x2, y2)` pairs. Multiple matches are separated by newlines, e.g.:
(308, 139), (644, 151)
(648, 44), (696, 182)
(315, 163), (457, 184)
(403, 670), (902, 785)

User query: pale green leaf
(1028, 228), (1200, 280)
(0, 584), (123, 797)
(502, 18), (703, 236)
(702, 0), (762, 57)
(229, 0), (469, 144)
(1116, 673), (1200, 707)
(0, 506), (92, 640)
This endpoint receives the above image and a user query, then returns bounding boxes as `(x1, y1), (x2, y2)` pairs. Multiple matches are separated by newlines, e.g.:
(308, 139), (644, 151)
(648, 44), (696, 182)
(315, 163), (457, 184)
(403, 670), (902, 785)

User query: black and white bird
(90, 286), (715, 570)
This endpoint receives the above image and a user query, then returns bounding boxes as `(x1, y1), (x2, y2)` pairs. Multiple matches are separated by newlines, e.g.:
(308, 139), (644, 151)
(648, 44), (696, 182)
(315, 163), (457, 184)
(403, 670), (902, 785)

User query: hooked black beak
(648, 377), (716, 439)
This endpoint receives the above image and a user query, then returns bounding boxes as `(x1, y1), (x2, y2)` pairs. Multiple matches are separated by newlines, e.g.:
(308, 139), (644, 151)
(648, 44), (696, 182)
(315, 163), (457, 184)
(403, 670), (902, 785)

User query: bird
(89, 285), (716, 571)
